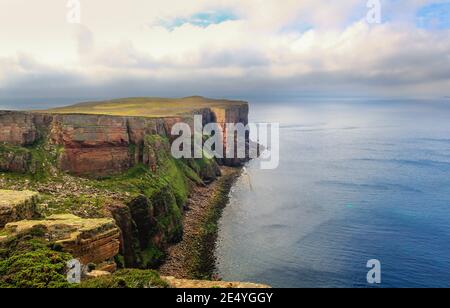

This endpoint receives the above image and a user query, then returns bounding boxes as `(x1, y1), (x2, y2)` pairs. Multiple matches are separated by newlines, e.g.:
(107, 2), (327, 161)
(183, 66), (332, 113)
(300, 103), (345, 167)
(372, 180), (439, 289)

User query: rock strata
(0, 190), (39, 227)
(2, 214), (121, 265)
(0, 97), (250, 177)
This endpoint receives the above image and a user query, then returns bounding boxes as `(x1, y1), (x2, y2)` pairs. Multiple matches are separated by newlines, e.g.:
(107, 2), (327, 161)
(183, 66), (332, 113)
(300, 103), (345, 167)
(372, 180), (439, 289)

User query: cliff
(0, 97), (249, 176)
(0, 97), (253, 288)
(1, 214), (120, 266)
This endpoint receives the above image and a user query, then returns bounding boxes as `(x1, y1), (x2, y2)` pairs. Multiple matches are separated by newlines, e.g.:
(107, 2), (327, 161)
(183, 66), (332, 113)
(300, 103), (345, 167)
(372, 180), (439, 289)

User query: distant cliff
(0, 97), (249, 176)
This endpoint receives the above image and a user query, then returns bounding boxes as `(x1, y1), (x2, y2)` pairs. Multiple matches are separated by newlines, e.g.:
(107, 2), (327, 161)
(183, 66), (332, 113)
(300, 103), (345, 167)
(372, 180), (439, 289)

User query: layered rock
(0, 190), (39, 227)
(0, 98), (249, 177)
(2, 214), (120, 265)
(0, 146), (32, 173)
(0, 111), (40, 146)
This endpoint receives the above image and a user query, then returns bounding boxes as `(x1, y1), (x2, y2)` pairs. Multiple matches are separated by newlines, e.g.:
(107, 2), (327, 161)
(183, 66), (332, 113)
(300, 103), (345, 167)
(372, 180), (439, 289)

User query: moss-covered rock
(0, 131), (62, 181)
(0, 190), (40, 228)
(0, 235), (72, 288)
(1, 214), (120, 265)
(0, 144), (32, 173)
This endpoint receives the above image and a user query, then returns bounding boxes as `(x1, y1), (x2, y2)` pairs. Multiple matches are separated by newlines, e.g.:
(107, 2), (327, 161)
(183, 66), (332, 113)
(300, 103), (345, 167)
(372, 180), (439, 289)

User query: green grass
(140, 245), (166, 269)
(39, 96), (247, 118)
(0, 234), (168, 288)
(41, 194), (112, 218)
(0, 234), (73, 288)
(91, 135), (192, 207)
(0, 131), (62, 181)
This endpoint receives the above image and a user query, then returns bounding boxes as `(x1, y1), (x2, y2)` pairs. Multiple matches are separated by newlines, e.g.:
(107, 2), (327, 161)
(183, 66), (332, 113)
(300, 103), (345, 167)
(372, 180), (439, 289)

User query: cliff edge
(0, 96), (249, 176)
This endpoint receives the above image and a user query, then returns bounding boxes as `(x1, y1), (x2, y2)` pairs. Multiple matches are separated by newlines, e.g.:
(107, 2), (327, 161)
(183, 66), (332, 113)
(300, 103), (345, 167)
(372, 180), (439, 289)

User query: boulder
(85, 270), (112, 279)
(2, 214), (121, 265)
(0, 190), (39, 227)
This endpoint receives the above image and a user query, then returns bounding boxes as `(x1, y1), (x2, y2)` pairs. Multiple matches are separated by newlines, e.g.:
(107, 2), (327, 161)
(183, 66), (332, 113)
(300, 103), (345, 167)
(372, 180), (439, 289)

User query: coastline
(159, 166), (241, 280)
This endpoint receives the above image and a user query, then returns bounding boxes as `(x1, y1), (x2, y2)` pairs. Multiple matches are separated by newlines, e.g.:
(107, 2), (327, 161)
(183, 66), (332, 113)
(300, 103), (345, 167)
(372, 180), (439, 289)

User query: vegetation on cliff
(0, 141), (60, 181)
(42, 96), (247, 118)
(0, 227), (73, 288)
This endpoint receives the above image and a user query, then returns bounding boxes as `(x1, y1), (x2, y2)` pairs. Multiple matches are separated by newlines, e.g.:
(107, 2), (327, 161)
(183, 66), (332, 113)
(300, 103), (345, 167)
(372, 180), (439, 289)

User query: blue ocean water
(216, 100), (450, 288)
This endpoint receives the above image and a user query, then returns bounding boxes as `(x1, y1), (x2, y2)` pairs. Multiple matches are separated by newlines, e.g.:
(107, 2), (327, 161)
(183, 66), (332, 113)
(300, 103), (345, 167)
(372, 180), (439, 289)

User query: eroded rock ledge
(0, 189), (39, 228)
(1, 214), (120, 266)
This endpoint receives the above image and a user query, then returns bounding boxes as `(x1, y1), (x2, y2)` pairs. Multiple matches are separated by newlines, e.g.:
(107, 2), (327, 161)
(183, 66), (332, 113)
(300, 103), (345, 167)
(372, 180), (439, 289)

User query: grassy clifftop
(39, 96), (247, 118)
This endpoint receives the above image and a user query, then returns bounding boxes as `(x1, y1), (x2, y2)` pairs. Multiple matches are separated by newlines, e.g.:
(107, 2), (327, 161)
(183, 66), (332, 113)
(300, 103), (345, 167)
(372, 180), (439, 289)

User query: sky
(0, 0), (449, 107)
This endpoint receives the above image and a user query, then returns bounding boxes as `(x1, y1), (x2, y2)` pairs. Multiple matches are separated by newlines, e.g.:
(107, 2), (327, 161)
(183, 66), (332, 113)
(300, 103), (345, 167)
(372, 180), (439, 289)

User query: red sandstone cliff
(0, 100), (249, 176)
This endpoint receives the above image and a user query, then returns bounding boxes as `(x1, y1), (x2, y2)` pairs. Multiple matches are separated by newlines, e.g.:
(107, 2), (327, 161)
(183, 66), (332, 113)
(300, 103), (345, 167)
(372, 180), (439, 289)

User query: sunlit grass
(38, 96), (246, 118)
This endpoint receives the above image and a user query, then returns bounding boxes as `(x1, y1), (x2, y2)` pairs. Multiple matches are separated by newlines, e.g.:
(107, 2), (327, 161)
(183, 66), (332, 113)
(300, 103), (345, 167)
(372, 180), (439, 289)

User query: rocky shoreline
(159, 166), (240, 279)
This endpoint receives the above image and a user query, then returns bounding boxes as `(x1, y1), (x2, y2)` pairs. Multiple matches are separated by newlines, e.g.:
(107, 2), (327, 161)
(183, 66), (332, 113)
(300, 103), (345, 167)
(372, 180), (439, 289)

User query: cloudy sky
(0, 0), (449, 107)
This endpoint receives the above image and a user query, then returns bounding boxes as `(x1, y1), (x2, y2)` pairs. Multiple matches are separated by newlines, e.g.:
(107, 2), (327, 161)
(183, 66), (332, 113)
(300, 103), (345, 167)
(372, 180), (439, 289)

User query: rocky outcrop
(0, 99), (249, 177)
(0, 146), (32, 173)
(212, 104), (250, 166)
(0, 112), (40, 146)
(107, 202), (142, 268)
(1, 214), (120, 265)
(0, 190), (39, 227)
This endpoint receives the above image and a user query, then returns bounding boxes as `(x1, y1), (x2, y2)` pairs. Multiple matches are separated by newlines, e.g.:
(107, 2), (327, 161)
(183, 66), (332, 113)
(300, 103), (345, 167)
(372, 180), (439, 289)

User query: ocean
(215, 99), (450, 288)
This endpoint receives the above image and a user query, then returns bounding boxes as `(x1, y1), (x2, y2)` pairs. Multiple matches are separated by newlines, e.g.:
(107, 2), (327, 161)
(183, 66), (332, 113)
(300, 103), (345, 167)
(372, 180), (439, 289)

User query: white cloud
(0, 0), (449, 101)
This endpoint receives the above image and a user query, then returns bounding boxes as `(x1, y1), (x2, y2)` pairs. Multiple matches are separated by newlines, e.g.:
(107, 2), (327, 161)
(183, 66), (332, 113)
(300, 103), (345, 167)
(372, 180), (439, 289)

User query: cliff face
(0, 102), (249, 176)
(0, 98), (250, 279)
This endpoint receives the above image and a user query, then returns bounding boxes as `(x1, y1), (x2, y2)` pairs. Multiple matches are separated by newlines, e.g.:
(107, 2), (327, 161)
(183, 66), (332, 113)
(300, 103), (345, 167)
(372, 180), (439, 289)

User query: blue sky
(159, 11), (238, 30)
(417, 2), (450, 29)
(159, 1), (450, 31)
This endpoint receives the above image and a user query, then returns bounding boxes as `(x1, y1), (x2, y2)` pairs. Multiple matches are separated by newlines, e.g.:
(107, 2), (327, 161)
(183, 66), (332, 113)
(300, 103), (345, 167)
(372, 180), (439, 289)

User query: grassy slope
(38, 96), (247, 118)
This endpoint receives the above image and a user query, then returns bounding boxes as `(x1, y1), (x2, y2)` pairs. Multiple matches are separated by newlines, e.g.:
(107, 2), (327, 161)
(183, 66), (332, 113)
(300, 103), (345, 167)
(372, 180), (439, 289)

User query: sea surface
(215, 99), (450, 288)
